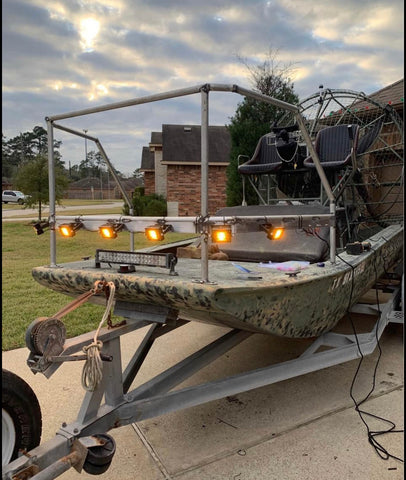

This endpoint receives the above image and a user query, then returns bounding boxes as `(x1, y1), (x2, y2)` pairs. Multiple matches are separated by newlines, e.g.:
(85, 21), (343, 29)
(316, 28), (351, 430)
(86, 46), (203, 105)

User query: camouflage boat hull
(32, 225), (403, 338)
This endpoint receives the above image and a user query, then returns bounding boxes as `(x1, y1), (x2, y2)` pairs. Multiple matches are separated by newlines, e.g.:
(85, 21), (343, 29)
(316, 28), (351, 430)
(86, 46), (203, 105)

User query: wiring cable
(336, 248), (404, 462)
(311, 229), (404, 461)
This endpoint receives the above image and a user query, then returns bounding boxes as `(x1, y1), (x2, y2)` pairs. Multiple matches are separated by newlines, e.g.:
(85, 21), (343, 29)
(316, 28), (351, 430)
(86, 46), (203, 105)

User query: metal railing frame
(46, 83), (336, 280)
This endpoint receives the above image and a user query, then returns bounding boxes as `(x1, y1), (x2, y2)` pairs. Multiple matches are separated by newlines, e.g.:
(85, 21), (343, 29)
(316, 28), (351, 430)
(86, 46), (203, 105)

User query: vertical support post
(267, 175), (270, 204)
(241, 176), (247, 206)
(46, 118), (57, 267)
(103, 338), (125, 406)
(295, 113), (334, 203)
(201, 87), (209, 283)
(330, 201), (336, 264)
(129, 208), (135, 252)
(295, 112), (336, 264)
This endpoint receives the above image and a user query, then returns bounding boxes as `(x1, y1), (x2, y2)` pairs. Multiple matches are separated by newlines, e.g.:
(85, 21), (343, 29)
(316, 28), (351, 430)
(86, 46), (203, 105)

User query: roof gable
(140, 146), (155, 170)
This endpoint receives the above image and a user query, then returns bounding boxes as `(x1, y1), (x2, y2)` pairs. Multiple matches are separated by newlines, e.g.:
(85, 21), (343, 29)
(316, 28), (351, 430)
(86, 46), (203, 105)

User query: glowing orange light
(58, 223), (82, 237)
(145, 227), (164, 241)
(273, 228), (284, 240)
(266, 227), (284, 240)
(60, 225), (75, 237)
(99, 226), (117, 239)
(211, 226), (232, 243)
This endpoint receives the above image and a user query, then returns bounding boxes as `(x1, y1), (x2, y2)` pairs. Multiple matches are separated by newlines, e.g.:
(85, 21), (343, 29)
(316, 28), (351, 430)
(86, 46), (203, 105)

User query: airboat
(2, 83), (403, 479)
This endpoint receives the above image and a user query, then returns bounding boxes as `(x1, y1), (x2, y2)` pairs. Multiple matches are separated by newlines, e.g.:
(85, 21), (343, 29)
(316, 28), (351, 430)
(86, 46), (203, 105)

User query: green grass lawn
(2, 221), (194, 351)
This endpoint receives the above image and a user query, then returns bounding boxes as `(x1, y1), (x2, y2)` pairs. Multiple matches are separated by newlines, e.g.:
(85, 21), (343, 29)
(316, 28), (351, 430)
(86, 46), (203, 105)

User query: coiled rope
(81, 281), (116, 391)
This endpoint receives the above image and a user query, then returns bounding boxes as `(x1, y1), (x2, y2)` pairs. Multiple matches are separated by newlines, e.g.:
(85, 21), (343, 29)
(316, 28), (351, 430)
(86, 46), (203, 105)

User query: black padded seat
(238, 133), (283, 175)
(304, 124), (359, 169)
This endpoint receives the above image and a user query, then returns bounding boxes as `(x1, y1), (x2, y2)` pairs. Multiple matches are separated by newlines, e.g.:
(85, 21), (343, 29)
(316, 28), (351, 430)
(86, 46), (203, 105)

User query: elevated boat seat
(303, 124), (359, 169)
(238, 133), (284, 175)
(238, 124), (303, 175)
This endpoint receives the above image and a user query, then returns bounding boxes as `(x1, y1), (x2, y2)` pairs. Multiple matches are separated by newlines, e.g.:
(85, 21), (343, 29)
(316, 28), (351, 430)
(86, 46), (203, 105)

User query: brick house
(141, 125), (230, 215)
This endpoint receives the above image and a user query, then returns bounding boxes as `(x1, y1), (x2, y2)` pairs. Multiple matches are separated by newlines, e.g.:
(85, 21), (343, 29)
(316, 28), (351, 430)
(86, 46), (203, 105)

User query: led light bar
(95, 249), (178, 276)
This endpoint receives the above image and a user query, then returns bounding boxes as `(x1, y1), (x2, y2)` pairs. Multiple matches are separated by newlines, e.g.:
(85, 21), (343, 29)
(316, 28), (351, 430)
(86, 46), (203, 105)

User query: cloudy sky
(2, 0), (404, 175)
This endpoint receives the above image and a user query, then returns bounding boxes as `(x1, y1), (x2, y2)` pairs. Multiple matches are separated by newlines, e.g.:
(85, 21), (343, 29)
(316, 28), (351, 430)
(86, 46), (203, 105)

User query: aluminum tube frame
(44, 83), (333, 271)
(294, 113), (336, 263)
(53, 213), (334, 235)
(201, 88), (209, 282)
(46, 84), (300, 123)
(51, 123), (132, 209)
(234, 85), (300, 113)
(51, 123), (99, 143)
(52, 122), (135, 251)
(294, 114), (334, 202)
(46, 119), (57, 267)
(47, 85), (204, 122)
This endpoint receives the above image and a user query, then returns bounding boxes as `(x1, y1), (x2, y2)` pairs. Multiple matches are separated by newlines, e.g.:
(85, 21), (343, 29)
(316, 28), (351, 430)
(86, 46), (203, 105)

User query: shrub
(123, 193), (167, 216)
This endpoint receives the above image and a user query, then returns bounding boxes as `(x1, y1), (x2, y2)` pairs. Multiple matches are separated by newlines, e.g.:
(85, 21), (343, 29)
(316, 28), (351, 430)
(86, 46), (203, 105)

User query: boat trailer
(2, 275), (403, 480)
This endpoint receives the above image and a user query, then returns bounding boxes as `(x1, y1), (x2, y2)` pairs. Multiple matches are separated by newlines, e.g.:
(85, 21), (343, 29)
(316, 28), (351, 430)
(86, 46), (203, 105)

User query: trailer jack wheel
(2, 369), (42, 466)
(83, 433), (116, 475)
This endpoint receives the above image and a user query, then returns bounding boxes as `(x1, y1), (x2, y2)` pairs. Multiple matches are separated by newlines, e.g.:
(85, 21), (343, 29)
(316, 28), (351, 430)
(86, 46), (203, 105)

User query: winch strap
(52, 289), (98, 320)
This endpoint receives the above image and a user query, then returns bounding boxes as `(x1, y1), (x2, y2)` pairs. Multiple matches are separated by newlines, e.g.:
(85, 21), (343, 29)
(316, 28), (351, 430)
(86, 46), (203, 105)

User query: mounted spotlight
(264, 225), (284, 240)
(211, 225), (232, 243)
(145, 223), (173, 241)
(33, 221), (50, 236)
(99, 222), (124, 239)
(58, 222), (83, 238)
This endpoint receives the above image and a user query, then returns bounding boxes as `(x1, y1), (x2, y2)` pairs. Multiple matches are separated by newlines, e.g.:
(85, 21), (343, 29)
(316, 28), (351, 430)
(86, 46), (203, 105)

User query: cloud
(2, 0), (403, 174)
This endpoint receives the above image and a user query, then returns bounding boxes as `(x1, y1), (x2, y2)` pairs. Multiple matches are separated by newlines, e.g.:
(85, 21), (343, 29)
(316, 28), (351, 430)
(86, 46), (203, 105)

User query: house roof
(140, 146), (155, 171)
(318, 78), (404, 126)
(366, 78), (403, 109)
(162, 124), (230, 164)
(348, 78), (404, 114)
(120, 177), (143, 189)
(150, 131), (162, 145)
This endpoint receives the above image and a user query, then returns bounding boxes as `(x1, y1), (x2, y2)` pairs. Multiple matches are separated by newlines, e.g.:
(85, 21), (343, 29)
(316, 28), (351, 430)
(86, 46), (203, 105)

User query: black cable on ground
(311, 229), (403, 461)
(336, 248), (404, 463)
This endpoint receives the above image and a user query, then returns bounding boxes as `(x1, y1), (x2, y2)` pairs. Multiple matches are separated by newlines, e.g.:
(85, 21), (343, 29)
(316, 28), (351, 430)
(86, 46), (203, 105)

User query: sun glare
(79, 18), (100, 52)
